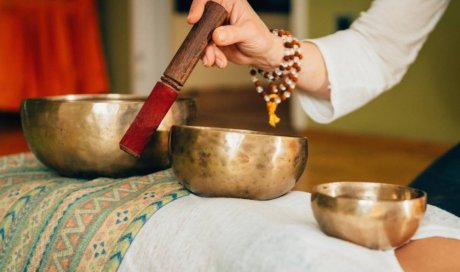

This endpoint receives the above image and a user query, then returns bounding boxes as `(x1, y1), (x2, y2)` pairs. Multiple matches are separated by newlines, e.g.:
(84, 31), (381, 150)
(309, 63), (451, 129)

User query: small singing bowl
(311, 182), (427, 250)
(21, 94), (196, 178)
(170, 125), (308, 200)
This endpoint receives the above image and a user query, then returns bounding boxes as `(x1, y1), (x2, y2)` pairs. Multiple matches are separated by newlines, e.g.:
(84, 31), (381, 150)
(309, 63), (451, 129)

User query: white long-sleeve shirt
(299, 0), (450, 123)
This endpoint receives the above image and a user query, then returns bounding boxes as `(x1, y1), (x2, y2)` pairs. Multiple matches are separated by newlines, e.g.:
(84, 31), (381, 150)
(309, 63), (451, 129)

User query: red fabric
(0, 0), (109, 111)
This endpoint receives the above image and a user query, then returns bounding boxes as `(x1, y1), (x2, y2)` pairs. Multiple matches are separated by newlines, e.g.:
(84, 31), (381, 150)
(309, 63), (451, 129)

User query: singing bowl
(21, 94), (196, 178)
(170, 125), (308, 200)
(311, 182), (427, 249)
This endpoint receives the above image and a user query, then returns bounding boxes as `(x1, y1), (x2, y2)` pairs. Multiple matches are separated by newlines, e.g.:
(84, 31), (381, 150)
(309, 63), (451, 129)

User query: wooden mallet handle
(162, 1), (228, 90)
(120, 2), (228, 157)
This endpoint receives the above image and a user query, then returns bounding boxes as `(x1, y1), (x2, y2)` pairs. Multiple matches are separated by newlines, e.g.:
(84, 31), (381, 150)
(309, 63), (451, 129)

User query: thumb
(212, 25), (250, 47)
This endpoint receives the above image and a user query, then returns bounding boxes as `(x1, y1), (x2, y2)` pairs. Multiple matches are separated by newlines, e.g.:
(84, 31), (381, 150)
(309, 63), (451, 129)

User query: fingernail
(216, 58), (224, 68)
(218, 31), (226, 42)
(203, 56), (209, 66)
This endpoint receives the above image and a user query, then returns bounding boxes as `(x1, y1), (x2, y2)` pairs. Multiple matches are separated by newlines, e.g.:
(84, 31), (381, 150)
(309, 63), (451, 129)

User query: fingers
(188, 0), (233, 24)
(202, 44), (228, 68)
(187, 0), (209, 24)
(202, 44), (216, 67)
(187, 0), (211, 24)
(214, 46), (228, 68)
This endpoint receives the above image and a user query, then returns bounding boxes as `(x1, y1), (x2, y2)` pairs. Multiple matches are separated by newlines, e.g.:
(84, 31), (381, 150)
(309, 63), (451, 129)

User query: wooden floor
(0, 87), (454, 192)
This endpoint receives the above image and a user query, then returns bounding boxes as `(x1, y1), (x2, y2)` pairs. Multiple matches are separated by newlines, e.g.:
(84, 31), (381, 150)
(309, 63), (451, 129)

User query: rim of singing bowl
(171, 125), (308, 141)
(22, 93), (147, 103)
(312, 181), (427, 203)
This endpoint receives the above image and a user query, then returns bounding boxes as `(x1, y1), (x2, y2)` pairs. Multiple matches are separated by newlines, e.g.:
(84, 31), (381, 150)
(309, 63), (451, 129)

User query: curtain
(0, 0), (109, 111)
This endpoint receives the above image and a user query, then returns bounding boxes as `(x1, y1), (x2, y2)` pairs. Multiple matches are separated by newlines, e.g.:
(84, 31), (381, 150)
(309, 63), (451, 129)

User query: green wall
(307, 0), (460, 143)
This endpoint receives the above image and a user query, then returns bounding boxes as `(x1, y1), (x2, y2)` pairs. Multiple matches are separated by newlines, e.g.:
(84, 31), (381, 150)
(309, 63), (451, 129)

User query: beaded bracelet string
(249, 29), (302, 127)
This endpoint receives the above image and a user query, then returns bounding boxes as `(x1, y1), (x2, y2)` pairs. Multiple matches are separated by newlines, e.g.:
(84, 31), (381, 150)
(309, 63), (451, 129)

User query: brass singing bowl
(311, 182), (427, 249)
(21, 94), (196, 178)
(170, 125), (308, 200)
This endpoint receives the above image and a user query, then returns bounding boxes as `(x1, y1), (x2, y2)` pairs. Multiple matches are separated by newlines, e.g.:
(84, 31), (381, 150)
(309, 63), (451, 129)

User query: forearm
(296, 42), (330, 100)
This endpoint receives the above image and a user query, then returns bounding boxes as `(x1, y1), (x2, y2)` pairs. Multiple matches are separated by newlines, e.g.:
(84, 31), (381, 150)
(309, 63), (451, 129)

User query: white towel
(119, 191), (460, 272)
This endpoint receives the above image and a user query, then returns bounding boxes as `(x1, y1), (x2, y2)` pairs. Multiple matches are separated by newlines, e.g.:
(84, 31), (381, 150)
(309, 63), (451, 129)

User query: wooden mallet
(120, 2), (228, 157)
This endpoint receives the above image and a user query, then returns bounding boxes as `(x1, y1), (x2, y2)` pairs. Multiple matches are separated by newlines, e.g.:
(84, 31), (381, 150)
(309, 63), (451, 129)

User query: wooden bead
(293, 63), (301, 71)
(249, 28), (303, 124)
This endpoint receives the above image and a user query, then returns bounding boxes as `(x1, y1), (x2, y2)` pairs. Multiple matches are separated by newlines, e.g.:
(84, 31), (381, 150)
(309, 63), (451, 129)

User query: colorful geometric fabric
(0, 153), (189, 272)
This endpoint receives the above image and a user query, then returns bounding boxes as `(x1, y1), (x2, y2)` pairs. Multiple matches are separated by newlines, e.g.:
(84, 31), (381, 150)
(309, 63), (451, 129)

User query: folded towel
(121, 192), (460, 272)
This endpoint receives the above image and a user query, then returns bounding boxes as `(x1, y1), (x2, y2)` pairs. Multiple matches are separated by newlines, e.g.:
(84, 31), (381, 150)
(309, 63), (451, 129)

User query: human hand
(187, 0), (285, 70)
(188, 0), (330, 100)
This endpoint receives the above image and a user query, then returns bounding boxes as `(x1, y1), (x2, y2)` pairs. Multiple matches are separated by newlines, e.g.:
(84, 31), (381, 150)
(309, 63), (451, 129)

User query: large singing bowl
(311, 182), (427, 249)
(21, 94), (196, 178)
(170, 125), (308, 200)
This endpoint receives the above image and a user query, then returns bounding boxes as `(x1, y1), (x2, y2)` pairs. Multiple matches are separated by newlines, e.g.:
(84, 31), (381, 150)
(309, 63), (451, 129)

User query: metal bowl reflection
(21, 94), (196, 178)
(311, 181), (427, 249)
(170, 125), (308, 200)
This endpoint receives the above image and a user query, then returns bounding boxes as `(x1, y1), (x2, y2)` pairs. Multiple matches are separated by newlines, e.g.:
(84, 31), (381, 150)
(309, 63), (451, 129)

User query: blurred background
(96, 0), (459, 143)
(0, 0), (458, 190)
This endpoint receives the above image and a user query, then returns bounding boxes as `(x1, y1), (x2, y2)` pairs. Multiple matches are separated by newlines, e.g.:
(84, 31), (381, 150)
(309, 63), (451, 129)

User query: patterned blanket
(0, 153), (189, 272)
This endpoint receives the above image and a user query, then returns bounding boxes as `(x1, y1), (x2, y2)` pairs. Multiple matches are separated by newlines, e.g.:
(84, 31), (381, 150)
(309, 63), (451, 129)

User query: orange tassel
(266, 94), (281, 127)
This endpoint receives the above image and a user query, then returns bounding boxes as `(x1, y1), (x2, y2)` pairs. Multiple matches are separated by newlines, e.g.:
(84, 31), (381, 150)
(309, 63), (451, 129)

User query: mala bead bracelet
(249, 29), (302, 127)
